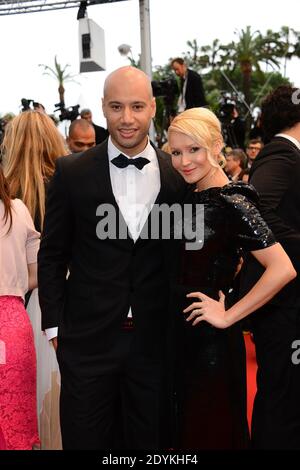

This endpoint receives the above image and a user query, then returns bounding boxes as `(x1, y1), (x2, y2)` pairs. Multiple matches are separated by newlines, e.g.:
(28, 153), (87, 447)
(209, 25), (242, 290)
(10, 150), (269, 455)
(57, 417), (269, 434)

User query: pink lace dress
(0, 426), (6, 450)
(0, 296), (40, 450)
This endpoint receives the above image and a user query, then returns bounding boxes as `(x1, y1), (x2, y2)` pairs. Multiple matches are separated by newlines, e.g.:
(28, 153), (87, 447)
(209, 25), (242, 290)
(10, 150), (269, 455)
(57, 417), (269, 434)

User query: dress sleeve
(222, 189), (276, 252)
(20, 201), (40, 264)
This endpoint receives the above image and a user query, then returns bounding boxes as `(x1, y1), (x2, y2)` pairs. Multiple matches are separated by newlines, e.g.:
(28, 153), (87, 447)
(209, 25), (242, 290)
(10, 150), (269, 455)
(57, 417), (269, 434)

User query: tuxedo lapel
(93, 146), (114, 202)
(92, 143), (133, 245)
(154, 151), (174, 205)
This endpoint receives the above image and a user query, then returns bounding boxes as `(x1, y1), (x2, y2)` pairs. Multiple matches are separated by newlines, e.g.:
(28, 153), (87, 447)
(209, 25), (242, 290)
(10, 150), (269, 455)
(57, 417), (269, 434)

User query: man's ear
(102, 98), (106, 118)
(151, 97), (156, 119)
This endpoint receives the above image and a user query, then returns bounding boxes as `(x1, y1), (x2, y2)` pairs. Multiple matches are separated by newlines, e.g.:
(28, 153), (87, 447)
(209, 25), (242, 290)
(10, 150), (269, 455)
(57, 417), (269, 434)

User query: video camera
(21, 98), (42, 112)
(54, 102), (80, 122)
(218, 93), (237, 125)
(151, 77), (178, 107)
(218, 92), (245, 149)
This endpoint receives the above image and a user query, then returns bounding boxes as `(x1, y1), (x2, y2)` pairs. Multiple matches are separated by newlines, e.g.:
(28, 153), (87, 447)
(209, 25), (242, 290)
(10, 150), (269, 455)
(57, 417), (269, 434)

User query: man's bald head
(102, 66), (156, 157)
(69, 118), (93, 136)
(67, 118), (96, 153)
(103, 66), (153, 100)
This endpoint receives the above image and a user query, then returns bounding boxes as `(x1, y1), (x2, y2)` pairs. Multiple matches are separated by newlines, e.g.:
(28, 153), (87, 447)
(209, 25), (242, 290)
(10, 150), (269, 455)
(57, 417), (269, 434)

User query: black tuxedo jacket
(240, 136), (300, 306)
(93, 123), (109, 145)
(38, 141), (186, 371)
(184, 69), (206, 109)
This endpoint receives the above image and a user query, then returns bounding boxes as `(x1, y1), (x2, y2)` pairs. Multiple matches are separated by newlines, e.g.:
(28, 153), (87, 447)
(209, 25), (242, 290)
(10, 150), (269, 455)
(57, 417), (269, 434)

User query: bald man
(67, 118), (96, 153)
(38, 66), (186, 449)
(80, 108), (109, 144)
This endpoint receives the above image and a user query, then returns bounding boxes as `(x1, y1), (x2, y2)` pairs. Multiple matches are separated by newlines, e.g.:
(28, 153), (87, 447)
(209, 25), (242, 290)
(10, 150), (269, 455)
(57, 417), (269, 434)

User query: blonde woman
(2, 110), (68, 449)
(2, 110), (68, 230)
(167, 108), (296, 449)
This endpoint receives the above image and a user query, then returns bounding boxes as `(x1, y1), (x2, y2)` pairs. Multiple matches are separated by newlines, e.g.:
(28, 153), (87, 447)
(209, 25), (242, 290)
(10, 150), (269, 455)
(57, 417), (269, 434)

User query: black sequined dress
(171, 182), (275, 449)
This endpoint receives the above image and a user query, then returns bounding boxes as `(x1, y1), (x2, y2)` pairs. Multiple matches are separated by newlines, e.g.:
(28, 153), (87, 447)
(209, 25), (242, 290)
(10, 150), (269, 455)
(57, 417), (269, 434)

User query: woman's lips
(182, 168), (196, 175)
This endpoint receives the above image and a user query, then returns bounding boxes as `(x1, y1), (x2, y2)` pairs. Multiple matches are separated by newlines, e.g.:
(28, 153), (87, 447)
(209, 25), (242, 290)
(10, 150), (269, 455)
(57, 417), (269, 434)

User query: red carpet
(244, 333), (257, 429)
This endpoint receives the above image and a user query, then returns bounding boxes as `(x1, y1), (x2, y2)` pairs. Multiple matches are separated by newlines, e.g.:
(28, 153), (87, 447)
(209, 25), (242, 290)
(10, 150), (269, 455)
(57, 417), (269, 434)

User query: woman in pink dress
(2, 111), (68, 449)
(0, 166), (40, 450)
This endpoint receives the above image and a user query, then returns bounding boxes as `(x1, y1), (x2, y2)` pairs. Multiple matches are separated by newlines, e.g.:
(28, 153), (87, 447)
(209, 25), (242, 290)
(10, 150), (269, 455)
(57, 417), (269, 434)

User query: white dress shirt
(108, 137), (160, 241)
(45, 137), (161, 340)
(177, 72), (187, 113)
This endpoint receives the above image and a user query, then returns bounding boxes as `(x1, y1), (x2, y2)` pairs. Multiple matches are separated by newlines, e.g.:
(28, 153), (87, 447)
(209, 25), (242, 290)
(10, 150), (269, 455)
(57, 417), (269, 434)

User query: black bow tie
(111, 153), (150, 170)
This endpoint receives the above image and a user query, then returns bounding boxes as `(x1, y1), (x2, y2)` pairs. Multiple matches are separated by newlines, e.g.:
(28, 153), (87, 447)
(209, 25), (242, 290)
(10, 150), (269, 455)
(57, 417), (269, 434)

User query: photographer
(171, 58), (206, 112)
(54, 101), (80, 123)
(21, 99), (45, 113)
(219, 101), (246, 149)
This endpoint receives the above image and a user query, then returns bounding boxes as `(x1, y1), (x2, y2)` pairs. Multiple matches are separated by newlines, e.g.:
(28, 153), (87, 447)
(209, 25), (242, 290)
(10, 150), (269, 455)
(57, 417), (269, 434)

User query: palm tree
(220, 26), (281, 108)
(186, 39), (201, 63)
(292, 30), (300, 57)
(39, 56), (77, 106)
(281, 28), (300, 71)
(279, 26), (293, 77)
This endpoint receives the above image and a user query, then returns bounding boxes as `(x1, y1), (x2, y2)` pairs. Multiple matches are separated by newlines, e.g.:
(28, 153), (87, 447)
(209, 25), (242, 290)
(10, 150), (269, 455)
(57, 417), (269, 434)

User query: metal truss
(0, 0), (127, 16)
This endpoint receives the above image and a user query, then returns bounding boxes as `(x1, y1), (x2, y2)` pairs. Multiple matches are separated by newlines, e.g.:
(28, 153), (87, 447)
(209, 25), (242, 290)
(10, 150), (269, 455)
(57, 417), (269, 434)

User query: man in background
(242, 85), (300, 449)
(225, 148), (247, 181)
(80, 108), (109, 144)
(221, 103), (246, 150)
(67, 118), (96, 153)
(171, 58), (206, 112)
(246, 138), (263, 168)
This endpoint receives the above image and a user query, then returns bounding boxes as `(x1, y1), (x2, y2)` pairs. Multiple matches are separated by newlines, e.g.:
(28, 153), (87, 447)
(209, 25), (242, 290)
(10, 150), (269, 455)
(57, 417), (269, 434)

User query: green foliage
(201, 68), (291, 113)
(122, 26), (299, 142)
(180, 26), (298, 109)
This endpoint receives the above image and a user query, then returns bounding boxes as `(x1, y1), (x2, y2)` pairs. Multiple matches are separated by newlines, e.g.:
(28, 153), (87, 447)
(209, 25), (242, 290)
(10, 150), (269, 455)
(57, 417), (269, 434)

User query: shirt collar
(276, 133), (300, 151)
(108, 136), (156, 163)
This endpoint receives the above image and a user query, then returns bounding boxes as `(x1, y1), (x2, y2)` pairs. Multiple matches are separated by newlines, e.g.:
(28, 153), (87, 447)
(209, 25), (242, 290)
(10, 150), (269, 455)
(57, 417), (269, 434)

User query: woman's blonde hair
(161, 141), (171, 154)
(168, 107), (224, 169)
(2, 110), (68, 227)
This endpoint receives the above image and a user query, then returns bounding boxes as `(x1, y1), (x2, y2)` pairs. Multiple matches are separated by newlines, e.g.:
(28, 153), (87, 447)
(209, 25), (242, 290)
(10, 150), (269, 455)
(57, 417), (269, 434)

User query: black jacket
(240, 136), (300, 306)
(184, 69), (206, 109)
(93, 123), (109, 145)
(38, 141), (186, 371)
